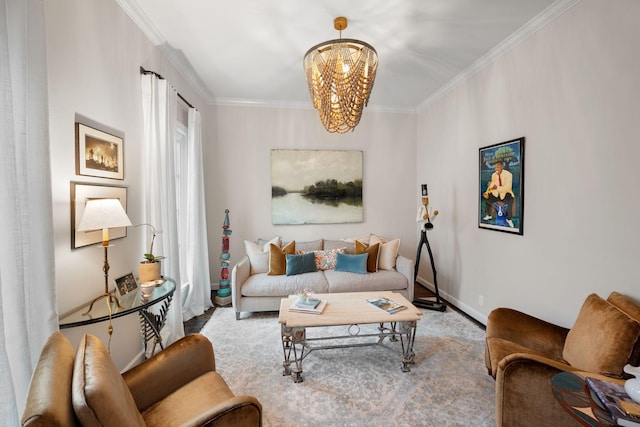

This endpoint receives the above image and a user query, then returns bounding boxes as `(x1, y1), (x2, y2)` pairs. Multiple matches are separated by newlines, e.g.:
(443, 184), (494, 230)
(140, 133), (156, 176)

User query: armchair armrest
(395, 255), (414, 301)
(123, 334), (216, 411)
(496, 352), (580, 427)
(231, 256), (250, 312)
(186, 395), (263, 427)
(487, 307), (569, 359)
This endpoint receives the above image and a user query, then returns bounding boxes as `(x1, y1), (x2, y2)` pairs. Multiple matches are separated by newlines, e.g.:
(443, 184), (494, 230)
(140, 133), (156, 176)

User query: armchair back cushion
(563, 293), (640, 378)
(72, 334), (146, 427)
(21, 332), (80, 427)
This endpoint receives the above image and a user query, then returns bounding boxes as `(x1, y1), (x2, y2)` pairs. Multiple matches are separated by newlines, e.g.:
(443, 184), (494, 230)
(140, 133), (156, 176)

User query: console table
(59, 277), (175, 357)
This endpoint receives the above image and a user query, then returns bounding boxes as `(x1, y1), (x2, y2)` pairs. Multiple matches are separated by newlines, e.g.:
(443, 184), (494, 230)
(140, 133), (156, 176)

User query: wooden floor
(184, 283), (437, 335)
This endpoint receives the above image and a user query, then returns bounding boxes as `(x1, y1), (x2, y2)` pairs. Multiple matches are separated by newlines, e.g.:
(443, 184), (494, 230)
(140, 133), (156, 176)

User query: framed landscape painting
(478, 137), (525, 235)
(76, 123), (124, 180)
(271, 150), (363, 225)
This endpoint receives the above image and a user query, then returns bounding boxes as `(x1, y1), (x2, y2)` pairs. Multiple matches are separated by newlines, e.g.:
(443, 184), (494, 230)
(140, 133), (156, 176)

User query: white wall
(416, 0), (640, 327)
(203, 105), (418, 277)
(45, 0), (209, 368)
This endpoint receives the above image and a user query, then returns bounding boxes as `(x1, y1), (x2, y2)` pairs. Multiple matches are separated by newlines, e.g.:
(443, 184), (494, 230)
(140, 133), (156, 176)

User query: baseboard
(415, 277), (488, 327)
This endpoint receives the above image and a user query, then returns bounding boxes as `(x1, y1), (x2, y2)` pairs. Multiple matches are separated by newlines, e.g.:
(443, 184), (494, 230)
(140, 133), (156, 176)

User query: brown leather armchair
(486, 292), (640, 427)
(22, 332), (262, 427)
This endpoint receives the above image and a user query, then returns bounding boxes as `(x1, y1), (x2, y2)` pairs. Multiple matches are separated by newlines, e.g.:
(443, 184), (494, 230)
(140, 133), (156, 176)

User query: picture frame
(478, 137), (525, 235)
(76, 123), (124, 180)
(114, 272), (137, 296)
(271, 149), (363, 225)
(71, 182), (128, 249)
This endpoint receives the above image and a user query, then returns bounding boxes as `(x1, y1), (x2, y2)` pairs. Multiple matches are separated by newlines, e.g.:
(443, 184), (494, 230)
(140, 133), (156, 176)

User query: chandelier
(303, 17), (378, 133)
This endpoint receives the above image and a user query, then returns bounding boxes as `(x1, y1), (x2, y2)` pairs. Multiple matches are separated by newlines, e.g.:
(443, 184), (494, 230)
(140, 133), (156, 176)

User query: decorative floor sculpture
(215, 209), (232, 306)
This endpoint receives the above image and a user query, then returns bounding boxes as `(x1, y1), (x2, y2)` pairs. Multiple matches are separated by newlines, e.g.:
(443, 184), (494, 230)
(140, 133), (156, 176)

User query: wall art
(271, 150), (363, 225)
(478, 137), (525, 235)
(76, 123), (124, 180)
(71, 182), (128, 249)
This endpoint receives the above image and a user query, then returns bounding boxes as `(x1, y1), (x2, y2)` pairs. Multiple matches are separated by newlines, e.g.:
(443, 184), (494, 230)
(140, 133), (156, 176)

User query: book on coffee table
(289, 298), (327, 315)
(366, 296), (407, 314)
(585, 376), (640, 426)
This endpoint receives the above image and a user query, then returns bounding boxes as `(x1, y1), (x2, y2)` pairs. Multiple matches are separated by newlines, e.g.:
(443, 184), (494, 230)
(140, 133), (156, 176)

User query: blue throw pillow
(335, 252), (368, 274)
(286, 252), (317, 276)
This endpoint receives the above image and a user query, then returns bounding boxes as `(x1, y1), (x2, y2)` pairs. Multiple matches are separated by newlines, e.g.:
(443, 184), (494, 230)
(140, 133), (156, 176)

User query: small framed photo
(115, 272), (137, 296)
(478, 137), (525, 235)
(76, 123), (124, 180)
(71, 182), (128, 249)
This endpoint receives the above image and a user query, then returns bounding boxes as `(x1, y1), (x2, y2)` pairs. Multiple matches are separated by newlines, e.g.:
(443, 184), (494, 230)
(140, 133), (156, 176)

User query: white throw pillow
(369, 235), (400, 270)
(244, 237), (281, 274)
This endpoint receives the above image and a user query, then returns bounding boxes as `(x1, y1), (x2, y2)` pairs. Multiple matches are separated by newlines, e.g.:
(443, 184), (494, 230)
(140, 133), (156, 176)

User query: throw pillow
(244, 236), (280, 274)
(308, 248), (345, 270)
(286, 252), (317, 276)
(268, 241), (295, 276)
(335, 252), (368, 275)
(355, 241), (380, 273)
(563, 293), (640, 378)
(369, 235), (400, 270)
(324, 239), (356, 254)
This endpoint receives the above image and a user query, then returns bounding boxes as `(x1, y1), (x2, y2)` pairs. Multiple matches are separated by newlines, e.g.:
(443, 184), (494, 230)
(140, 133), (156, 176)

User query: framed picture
(115, 272), (137, 296)
(271, 150), (363, 224)
(76, 123), (124, 180)
(71, 182), (128, 249)
(478, 137), (525, 235)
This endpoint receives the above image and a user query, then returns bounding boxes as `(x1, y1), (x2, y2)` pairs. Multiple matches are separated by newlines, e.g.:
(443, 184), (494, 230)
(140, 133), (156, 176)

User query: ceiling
(119, 0), (562, 111)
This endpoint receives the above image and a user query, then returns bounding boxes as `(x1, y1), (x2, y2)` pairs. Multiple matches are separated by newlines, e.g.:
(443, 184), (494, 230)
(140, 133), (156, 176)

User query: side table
(551, 371), (621, 427)
(59, 277), (176, 357)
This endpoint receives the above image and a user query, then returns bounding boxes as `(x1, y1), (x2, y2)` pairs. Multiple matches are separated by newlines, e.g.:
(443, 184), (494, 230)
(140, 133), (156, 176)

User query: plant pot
(139, 262), (161, 283)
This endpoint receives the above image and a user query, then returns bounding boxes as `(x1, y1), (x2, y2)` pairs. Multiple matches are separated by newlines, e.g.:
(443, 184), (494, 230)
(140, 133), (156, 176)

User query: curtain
(182, 108), (213, 320)
(140, 74), (184, 346)
(0, 0), (57, 422)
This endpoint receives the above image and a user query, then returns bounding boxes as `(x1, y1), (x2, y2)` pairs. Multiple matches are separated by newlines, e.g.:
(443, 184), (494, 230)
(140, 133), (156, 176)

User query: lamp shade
(78, 198), (132, 232)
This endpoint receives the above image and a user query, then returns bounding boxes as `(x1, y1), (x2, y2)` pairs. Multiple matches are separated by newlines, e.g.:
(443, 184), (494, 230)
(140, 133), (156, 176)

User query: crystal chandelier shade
(303, 18), (378, 133)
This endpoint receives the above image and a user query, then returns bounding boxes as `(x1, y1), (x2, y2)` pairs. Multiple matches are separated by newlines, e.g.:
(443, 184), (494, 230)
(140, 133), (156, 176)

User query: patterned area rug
(199, 306), (496, 426)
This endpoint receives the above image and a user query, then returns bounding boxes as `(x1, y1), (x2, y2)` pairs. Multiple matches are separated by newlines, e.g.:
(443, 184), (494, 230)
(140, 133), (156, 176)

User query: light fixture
(303, 16), (378, 133)
(77, 198), (132, 314)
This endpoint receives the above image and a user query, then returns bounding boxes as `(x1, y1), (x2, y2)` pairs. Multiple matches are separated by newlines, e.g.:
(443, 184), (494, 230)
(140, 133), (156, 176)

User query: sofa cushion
(325, 269), (408, 294)
(369, 235), (400, 270)
(563, 293), (640, 378)
(286, 252), (317, 276)
(335, 253), (368, 274)
(268, 241), (295, 276)
(323, 239), (355, 254)
(72, 334), (146, 427)
(240, 271), (329, 296)
(245, 237), (280, 274)
(356, 241), (380, 273)
(293, 239), (323, 252)
(300, 248), (344, 270)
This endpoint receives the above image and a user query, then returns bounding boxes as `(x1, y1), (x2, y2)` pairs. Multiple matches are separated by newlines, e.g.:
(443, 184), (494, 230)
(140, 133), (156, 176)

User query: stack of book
(586, 377), (640, 426)
(366, 296), (407, 314)
(289, 296), (327, 315)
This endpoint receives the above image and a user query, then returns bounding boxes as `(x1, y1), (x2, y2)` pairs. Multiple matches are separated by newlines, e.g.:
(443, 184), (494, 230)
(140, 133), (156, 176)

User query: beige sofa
(485, 291), (640, 427)
(231, 236), (414, 320)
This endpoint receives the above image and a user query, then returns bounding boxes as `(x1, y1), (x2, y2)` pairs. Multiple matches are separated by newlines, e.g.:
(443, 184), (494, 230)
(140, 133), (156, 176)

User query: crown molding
(115, 0), (164, 45)
(211, 97), (416, 114)
(417, 0), (581, 112)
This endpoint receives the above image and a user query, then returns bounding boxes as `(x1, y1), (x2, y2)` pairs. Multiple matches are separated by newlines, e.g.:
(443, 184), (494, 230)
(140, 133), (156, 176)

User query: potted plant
(137, 223), (165, 283)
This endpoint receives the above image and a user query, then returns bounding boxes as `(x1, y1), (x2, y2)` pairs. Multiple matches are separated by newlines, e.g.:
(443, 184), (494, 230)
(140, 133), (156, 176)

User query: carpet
(199, 306), (496, 427)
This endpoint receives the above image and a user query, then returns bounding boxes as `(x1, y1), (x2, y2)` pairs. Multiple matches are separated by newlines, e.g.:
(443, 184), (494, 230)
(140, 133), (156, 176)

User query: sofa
(231, 235), (414, 320)
(485, 291), (640, 427)
(22, 332), (262, 427)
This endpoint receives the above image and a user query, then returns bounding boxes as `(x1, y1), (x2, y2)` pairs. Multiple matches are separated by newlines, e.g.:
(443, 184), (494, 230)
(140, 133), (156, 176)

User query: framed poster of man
(478, 137), (525, 235)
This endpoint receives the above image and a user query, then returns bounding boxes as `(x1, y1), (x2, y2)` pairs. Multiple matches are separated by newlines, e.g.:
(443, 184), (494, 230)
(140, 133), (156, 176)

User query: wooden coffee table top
(279, 291), (422, 327)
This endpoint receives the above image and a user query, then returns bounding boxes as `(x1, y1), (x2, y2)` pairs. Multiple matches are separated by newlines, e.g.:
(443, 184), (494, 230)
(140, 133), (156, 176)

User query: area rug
(199, 306), (496, 426)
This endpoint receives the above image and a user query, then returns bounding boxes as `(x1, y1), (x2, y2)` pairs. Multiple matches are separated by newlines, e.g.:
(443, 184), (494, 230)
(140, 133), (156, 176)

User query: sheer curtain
(0, 0), (57, 422)
(182, 108), (213, 320)
(140, 73), (184, 345)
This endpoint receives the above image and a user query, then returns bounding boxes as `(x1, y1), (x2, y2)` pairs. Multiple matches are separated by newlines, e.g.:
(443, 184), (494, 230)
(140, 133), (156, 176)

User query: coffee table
(278, 291), (422, 383)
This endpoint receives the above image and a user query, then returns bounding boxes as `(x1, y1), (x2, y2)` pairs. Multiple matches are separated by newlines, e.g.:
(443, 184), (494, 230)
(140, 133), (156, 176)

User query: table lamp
(77, 198), (132, 315)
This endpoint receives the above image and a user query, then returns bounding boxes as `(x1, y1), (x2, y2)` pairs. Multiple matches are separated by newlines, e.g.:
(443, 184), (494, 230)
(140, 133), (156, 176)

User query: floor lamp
(77, 198), (132, 315)
(413, 185), (446, 312)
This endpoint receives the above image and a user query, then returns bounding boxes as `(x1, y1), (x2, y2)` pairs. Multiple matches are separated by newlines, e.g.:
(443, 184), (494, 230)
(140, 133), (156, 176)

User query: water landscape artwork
(271, 150), (363, 225)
